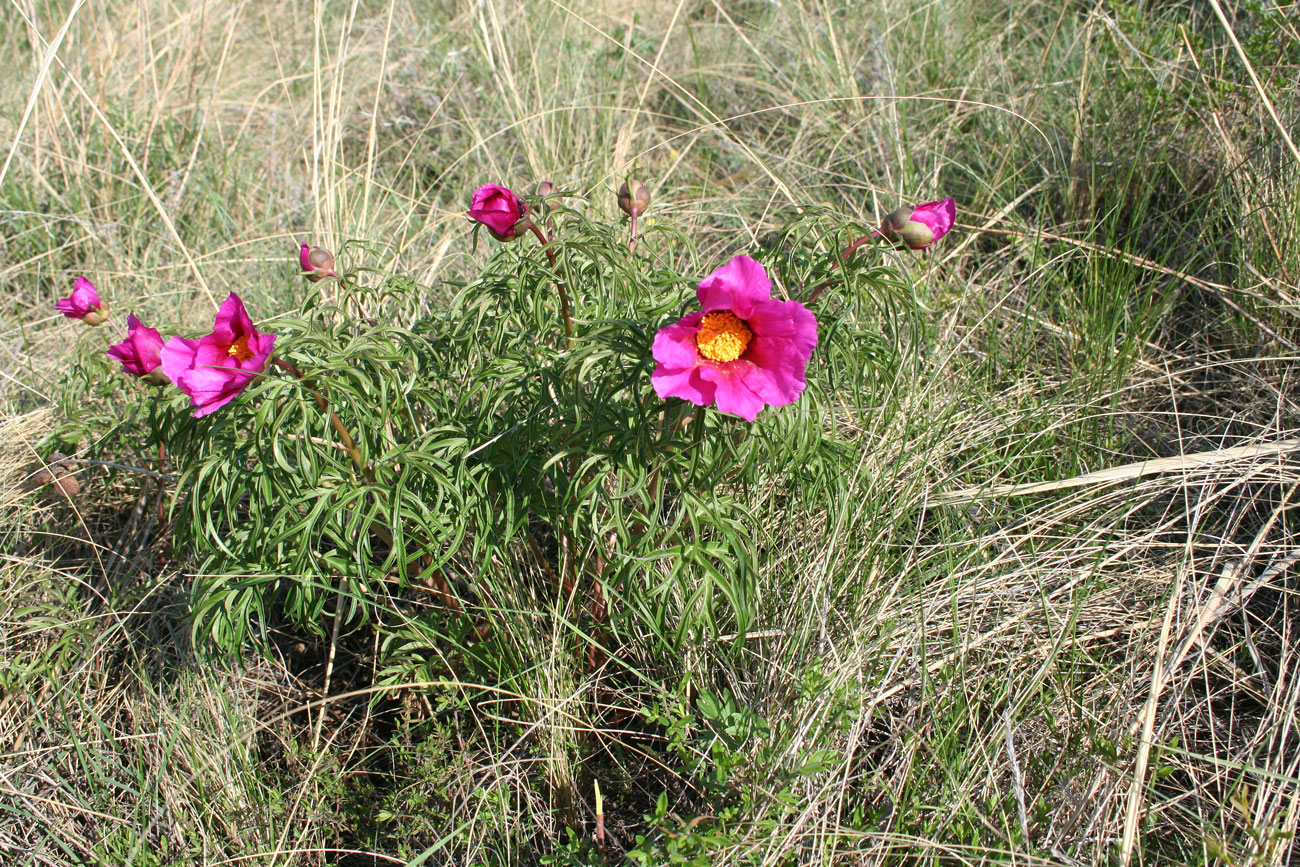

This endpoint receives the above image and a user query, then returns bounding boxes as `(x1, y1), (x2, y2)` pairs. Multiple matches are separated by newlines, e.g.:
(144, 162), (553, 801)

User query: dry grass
(2, 0), (1299, 863)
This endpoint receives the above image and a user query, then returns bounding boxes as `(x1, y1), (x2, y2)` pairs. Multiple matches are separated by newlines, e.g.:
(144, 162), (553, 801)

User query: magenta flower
(299, 243), (338, 282)
(651, 255), (817, 422)
(107, 314), (168, 385)
(879, 197), (956, 249)
(467, 184), (527, 240)
(55, 276), (106, 325)
(160, 293), (277, 418)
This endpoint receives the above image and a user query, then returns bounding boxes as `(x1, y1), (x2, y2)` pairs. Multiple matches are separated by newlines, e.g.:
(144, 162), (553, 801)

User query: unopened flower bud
(50, 471), (80, 500)
(535, 180), (560, 211)
(618, 179), (651, 217)
(30, 454), (79, 500)
(299, 243), (338, 282)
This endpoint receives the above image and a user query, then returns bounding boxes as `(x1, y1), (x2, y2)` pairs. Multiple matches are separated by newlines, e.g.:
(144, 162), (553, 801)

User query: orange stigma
(695, 311), (752, 363)
(227, 335), (254, 362)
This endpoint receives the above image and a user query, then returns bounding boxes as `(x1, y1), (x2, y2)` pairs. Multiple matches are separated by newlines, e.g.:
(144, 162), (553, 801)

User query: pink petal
(650, 313), (703, 370)
(159, 336), (200, 385)
(240, 333), (277, 372)
(696, 255), (771, 318)
(106, 314), (164, 375)
(741, 340), (808, 407)
(744, 298), (818, 356)
(911, 197), (955, 242)
(651, 363), (715, 407)
(697, 362), (767, 421)
(72, 277), (101, 311)
(299, 243), (313, 272)
(212, 293), (254, 344)
(468, 184), (523, 237)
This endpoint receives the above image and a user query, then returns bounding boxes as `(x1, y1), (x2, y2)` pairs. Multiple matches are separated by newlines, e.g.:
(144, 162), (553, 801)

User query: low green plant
(55, 187), (919, 696)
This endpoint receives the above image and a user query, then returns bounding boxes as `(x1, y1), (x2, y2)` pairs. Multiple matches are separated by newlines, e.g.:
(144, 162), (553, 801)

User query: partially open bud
(878, 197), (956, 250)
(299, 243), (338, 282)
(468, 184), (528, 241)
(618, 179), (651, 217)
(55, 276), (106, 324)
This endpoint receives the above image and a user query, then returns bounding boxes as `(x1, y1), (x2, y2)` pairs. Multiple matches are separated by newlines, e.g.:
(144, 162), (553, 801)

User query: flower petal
(651, 312), (703, 370)
(910, 197), (955, 242)
(652, 363), (715, 407)
(744, 298), (818, 355)
(160, 336), (199, 381)
(240, 333), (277, 372)
(740, 340), (808, 407)
(468, 184), (524, 237)
(698, 362), (767, 421)
(212, 293), (254, 344)
(696, 255), (771, 318)
(72, 277), (101, 312)
(107, 314), (165, 375)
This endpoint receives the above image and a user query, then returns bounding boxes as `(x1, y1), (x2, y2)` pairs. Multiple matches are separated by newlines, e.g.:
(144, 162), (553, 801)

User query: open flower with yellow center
(159, 293), (276, 418)
(651, 255), (817, 421)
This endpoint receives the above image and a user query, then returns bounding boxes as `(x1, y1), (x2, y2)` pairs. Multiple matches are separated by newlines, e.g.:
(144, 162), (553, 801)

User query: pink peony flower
(55, 276), (106, 325)
(160, 293), (277, 418)
(299, 243), (338, 282)
(467, 184), (527, 240)
(107, 314), (168, 385)
(879, 197), (956, 249)
(651, 255), (817, 422)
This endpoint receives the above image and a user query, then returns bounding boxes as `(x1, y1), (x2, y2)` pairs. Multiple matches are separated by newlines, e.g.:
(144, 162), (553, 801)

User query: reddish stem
(628, 208), (640, 254)
(526, 219), (573, 341)
(156, 442), (168, 524)
(272, 358), (372, 484)
(805, 230), (885, 304)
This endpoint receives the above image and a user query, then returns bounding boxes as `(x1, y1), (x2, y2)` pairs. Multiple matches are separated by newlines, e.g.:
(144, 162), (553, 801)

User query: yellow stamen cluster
(696, 311), (752, 363)
(227, 335), (254, 362)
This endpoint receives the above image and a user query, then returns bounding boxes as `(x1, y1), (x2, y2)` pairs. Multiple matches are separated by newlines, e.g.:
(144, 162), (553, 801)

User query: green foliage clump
(59, 196), (907, 697)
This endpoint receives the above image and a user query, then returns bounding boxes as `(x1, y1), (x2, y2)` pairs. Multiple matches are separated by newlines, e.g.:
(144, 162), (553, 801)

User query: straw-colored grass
(2, 0), (1298, 863)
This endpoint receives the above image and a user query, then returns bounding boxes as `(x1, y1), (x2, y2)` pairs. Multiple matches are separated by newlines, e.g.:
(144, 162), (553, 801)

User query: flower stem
(805, 230), (884, 304)
(525, 218), (573, 342)
(272, 358), (373, 484)
(628, 208), (640, 254)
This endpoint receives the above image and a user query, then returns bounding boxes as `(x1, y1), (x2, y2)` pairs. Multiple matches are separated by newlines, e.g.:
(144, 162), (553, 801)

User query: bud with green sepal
(878, 197), (956, 250)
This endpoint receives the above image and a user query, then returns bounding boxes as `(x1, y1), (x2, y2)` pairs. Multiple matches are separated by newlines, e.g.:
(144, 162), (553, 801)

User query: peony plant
(52, 181), (954, 669)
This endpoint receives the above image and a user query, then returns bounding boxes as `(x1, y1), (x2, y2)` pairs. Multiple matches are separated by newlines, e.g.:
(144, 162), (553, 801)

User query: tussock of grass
(3, 0), (1299, 864)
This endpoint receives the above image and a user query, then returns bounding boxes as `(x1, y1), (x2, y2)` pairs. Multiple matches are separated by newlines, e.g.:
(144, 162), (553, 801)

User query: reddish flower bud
(299, 243), (338, 282)
(30, 455), (79, 500)
(468, 184), (528, 241)
(107, 314), (167, 384)
(617, 179), (651, 217)
(878, 197), (956, 250)
(535, 181), (560, 211)
(56, 276), (106, 325)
